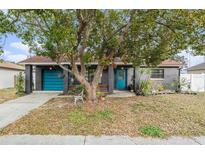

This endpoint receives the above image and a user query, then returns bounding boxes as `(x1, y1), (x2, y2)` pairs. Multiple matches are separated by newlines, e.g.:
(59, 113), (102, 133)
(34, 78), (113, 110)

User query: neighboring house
(180, 62), (205, 92)
(0, 62), (25, 89)
(187, 62), (205, 74)
(19, 56), (181, 94)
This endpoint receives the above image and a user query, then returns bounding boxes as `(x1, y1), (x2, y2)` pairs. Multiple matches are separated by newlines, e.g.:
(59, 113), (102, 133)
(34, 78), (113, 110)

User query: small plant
(139, 125), (164, 137)
(169, 80), (179, 91)
(139, 80), (152, 96)
(96, 91), (102, 98)
(99, 109), (112, 120)
(15, 72), (25, 96)
(157, 84), (165, 91)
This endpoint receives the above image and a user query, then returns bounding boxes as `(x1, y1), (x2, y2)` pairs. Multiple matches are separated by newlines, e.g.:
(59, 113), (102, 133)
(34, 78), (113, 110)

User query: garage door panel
(43, 70), (64, 91)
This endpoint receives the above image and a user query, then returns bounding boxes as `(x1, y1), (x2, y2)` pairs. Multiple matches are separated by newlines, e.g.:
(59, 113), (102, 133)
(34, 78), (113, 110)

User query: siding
(0, 68), (24, 89)
(188, 70), (205, 74)
(135, 67), (179, 90)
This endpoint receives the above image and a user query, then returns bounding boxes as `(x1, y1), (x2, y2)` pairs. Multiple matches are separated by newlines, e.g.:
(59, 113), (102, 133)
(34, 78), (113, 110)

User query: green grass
(68, 108), (113, 126)
(139, 125), (164, 137)
(68, 108), (87, 124)
(98, 109), (112, 120)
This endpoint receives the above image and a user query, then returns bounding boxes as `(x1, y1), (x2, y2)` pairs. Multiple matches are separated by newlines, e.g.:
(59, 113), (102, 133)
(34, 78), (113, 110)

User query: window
(151, 69), (164, 79)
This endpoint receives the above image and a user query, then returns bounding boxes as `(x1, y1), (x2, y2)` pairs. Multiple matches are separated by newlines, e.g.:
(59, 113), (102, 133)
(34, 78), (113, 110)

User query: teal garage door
(43, 70), (64, 91)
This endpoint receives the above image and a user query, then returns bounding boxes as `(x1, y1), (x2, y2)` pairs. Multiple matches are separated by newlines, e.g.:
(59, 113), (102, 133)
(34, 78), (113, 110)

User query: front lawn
(0, 88), (19, 104)
(1, 93), (205, 137)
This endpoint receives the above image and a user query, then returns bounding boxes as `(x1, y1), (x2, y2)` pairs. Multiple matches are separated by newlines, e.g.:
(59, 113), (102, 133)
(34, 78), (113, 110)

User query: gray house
(20, 56), (181, 94)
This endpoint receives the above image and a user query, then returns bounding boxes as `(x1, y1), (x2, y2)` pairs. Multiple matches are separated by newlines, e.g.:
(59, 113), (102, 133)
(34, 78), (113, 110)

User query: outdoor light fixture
(49, 67), (53, 70)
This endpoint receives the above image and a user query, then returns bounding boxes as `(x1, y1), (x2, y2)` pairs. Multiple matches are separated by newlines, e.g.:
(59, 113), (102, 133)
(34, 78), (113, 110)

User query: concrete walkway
(0, 135), (204, 145)
(107, 90), (135, 98)
(0, 92), (59, 129)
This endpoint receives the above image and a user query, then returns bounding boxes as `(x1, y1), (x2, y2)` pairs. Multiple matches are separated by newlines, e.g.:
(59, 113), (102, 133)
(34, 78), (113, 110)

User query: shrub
(139, 125), (164, 137)
(68, 85), (85, 95)
(157, 84), (165, 91)
(139, 80), (152, 96)
(170, 80), (179, 91)
(15, 72), (25, 96)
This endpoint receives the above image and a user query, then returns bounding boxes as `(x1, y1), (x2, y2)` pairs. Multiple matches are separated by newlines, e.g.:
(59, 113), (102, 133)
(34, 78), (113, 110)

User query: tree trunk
(60, 63), (104, 103)
(85, 85), (97, 103)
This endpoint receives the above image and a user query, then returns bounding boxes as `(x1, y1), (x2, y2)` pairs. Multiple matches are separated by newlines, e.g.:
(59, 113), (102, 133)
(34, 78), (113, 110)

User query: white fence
(180, 74), (205, 92)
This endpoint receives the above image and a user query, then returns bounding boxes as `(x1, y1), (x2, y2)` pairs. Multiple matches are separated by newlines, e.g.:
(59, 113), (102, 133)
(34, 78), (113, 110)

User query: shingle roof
(160, 59), (181, 66)
(0, 62), (25, 71)
(19, 56), (53, 63)
(187, 62), (205, 71)
(19, 56), (181, 67)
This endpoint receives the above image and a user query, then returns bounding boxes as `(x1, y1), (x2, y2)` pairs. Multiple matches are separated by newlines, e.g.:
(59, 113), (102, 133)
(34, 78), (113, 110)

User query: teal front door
(116, 67), (126, 90)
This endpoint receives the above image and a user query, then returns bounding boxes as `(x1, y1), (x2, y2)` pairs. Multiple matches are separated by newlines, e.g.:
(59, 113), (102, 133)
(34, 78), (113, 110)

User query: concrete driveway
(0, 92), (59, 129)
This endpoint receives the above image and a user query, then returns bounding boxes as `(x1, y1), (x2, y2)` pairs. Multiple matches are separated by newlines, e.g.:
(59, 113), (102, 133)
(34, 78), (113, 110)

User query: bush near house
(139, 80), (152, 96)
(67, 85), (85, 95)
(15, 72), (25, 96)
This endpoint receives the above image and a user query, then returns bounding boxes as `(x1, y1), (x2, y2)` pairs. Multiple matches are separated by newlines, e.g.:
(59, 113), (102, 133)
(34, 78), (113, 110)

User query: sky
(1, 34), (31, 63)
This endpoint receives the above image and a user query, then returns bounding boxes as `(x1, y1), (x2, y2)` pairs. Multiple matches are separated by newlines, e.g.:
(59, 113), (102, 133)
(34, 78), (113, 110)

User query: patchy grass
(0, 88), (19, 104)
(139, 125), (164, 137)
(98, 109), (113, 120)
(1, 93), (205, 137)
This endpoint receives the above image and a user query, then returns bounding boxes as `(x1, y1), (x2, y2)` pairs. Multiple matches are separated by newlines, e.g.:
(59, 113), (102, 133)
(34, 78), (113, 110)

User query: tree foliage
(0, 10), (16, 57)
(3, 9), (205, 102)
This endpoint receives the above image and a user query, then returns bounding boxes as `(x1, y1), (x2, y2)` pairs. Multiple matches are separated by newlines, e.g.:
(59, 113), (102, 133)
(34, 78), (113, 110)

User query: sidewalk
(0, 135), (204, 145)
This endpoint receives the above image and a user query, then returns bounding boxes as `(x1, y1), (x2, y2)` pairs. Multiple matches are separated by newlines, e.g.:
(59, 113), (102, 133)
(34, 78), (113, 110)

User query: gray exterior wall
(127, 68), (134, 86)
(135, 67), (180, 90)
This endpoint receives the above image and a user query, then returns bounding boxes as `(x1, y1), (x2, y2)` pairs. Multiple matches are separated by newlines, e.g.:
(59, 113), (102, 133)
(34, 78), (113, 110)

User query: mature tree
(4, 9), (205, 102)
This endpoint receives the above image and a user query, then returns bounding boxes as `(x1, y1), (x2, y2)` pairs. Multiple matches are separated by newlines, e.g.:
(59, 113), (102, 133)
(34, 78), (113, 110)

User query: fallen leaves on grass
(0, 88), (18, 104)
(1, 94), (205, 137)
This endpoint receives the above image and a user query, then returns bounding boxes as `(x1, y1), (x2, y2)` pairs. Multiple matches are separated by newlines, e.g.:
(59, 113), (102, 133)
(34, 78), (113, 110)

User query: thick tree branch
(92, 65), (104, 86)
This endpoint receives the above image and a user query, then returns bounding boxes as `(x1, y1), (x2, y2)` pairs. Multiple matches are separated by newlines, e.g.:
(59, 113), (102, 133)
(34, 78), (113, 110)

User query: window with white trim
(151, 69), (164, 79)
